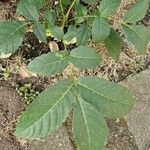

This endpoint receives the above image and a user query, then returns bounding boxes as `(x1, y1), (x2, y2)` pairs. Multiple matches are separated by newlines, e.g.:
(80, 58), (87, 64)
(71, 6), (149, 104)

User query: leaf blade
(99, 0), (121, 17)
(77, 76), (134, 117)
(105, 28), (122, 61)
(27, 51), (69, 76)
(73, 98), (108, 150)
(70, 46), (102, 69)
(15, 80), (76, 139)
(0, 21), (26, 54)
(77, 24), (90, 46)
(124, 0), (150, 23)
(92, 17), (110, 43)
(16, 0), (40, 21)
(33, 22), (47, 43)
(123, 25), (150, 54)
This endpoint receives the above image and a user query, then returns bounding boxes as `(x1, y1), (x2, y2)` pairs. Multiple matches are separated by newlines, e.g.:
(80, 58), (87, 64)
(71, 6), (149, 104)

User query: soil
(0, 81), (27, 150)
(0, 0), (150, 150)
(106, 119), (138, 150)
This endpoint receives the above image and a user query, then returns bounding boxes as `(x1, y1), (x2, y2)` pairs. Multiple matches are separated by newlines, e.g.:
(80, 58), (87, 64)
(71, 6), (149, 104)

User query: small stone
(125, 70), (150, 150)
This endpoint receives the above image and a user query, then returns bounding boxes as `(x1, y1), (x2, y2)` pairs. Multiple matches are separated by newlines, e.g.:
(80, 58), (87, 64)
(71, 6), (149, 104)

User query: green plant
(0, 66), (12, 80)
(0, 0), (149, 149)
(16, 83), (39, 104)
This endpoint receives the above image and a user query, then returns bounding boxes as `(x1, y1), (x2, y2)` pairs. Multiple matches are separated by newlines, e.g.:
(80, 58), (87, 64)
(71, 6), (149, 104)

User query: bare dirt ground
(0, 81), (26, 150)
(0, 0), (150, 150)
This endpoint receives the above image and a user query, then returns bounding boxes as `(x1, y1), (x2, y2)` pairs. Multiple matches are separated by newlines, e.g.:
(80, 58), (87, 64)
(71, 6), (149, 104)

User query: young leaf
(50, 26), (64, 40)
(70, 46), (102, 69)
(123, 25), (150, 54)
(0, 21), (26, 54)
(44, 10), (56, 25)
(73, 98), (108, 150)
(123, 0), (150, 23)
(63, 25), (77, 45)
(99, 0), (121, 17)
(75, 4), (87, 24)
(28, 51), (69, 76)
(105, 28), (122, 61)
(16, 0), (40, 21)
(92, 17), (110, 43)
(77, 76), (134, 117)
(81, 0), (97, 5)
(33, 22), (47, 43)
(15, 79), (76, 139)
(77, 24), (90, 46)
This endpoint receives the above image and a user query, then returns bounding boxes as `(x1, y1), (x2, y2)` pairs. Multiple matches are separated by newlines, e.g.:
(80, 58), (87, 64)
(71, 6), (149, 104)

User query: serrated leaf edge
(16, 81), (75, 137)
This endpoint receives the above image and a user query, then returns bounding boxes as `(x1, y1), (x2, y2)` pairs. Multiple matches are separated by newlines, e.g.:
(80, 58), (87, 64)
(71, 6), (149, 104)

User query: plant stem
(60, 0), (66, 30)
(66, 0), (76, 22)
(59, 0), (65, 19)
(61, 0), (76, 30)
(121, 21), (129, 27)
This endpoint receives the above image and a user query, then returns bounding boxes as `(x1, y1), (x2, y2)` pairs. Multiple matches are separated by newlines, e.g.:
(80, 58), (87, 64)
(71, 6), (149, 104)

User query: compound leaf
(73, 98), (108, 150)
(124, 0), (150, 23)
(15, 79), (76, 139)
(33, 22), (47, 43)
(0, 21), (26, 54)
(77, 24), (90, 46)
(28, 51), (69, 76)
(92, 17), (110, 43)
(99, 0), (121, 17)
(70, 46), (102, 69)
(105, 28), (122, 61)
(77, 76), (134, 117)
(16, 0), (40, 21)
(123, 25), (150, 54)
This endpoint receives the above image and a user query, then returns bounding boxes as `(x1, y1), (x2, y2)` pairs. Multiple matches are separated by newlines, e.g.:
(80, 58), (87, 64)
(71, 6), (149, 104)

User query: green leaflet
(77, 24), (90, 46)
(77, 76), (134, 117)
(105, 28), (122, 61)
(15, 79), (76, 139)
(92, 17), (110, 43)
(27, 51), (69, 76)
(50, 25), (64, 40)
(99, 0), (121, 17)
(33, 22), (47, 43)
(44, 10), (56, 23)
(63, 25), (77, 45)
(0, 21), (26, 54)
(73, 98), (108, 150)
(123, 25), (150, 54)
(70, 46), (102, 69)
(124, 0), (150, 23)
(16, 0), (40, 21)
(75, 4), (87, 24)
